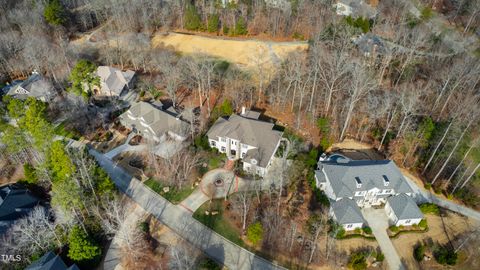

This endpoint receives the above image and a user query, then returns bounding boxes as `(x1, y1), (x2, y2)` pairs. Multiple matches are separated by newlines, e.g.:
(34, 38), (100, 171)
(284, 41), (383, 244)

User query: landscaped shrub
(376, 252), (385, 262)
(419, 203), (440, 215)
(434, 245), (457, 265)
(362, 226), (372, 235)
(246, 222), (263, 245)
(336, 227), (346, 239)
(418, 219), (428, 229)
(354, 228), (361, 234)
(414, 243), (425, 261)
(348, 252), (367, 270)
(389, 225), (399, 233)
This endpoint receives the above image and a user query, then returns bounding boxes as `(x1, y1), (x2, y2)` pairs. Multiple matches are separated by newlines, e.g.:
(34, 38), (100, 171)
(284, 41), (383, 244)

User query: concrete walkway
(362, 208), (405, 270)
(89, 148), (285, 270)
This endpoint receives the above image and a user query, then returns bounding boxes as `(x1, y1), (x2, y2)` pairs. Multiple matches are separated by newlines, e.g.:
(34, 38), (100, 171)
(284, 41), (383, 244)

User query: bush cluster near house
(419, 203), (440, 215)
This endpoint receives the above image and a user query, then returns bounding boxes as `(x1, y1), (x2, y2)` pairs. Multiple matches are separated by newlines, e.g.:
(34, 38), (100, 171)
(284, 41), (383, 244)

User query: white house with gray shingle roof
(315, 154), (422, 230)
(385, 194), (423, 226)
(316, 155), (413, 208)
(206, 108), (283, 177)
(330, 198), (365, 230)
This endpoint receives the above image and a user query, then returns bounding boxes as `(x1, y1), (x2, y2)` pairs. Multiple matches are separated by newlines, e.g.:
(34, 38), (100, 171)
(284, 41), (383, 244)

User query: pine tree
(44, 0), (67, 26)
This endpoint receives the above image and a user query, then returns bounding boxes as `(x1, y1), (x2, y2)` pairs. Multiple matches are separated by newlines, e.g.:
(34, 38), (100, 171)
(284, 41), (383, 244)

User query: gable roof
(0, 184), (40, 221)
(207, 114), (283, 167)
(120, 102), (190, 138)
(320, 159), (413, 198)
(97, 66), (135, 96)
(331, 198), (365, 225)
(386, 194), (423, 220)
(6, 73), (54, 100)
(26, 251), (79, 270)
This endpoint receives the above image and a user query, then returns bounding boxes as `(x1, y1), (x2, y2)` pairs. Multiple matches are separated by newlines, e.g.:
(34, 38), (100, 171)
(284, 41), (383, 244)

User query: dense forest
(0, 0), (479, 267)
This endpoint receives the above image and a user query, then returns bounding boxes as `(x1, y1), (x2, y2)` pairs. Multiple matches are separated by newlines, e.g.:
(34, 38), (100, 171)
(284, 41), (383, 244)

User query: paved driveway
(89, 149), (285, 270)
(362, 208), (405, 270)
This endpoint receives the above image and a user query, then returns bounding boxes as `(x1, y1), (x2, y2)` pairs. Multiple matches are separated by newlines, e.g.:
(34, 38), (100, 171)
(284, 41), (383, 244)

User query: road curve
(89, 148), (286, 270)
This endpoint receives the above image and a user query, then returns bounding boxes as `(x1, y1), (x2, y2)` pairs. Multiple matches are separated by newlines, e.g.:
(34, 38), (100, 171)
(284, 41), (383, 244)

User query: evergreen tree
(207, 14), (220, 33)
(23, 163), (38, 184)
(48, 141), (76, 182)
(44, 0), (67, 26)
(68, 60), (99, 98)
(234, 17), (248, 35)
(184, 4), (203, 31)
(67, 225), (101, 263)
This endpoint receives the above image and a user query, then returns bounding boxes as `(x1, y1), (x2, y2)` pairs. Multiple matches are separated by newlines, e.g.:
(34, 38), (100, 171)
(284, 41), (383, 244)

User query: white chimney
(241, 106), (246, 115)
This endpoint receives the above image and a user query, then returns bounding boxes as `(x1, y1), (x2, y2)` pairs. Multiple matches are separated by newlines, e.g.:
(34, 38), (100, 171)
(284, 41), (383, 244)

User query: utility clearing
(152, 32), (308, 70)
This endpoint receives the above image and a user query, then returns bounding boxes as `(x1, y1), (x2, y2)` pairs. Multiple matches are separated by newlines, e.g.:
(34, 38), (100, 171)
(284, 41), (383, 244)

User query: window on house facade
(405, 219), (411, 224)
(347, 224), (352, 228)
(241, 152), (245, 158)
(210, 141), (216, 147)
(220, 137), (226, 142)
(221, 146), (226, 152)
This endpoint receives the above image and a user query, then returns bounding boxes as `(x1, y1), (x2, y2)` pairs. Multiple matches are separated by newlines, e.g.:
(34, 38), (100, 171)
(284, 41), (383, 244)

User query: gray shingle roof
(97, 66), (135, 96)
(321, 159), (413, 198)
(120, 102), (190, 138)
(331, 198), (365, 225)
(386, 194), (423, 220)
(207, 114), (283, 167)
(6, 74), (54, 100)
(0, 184), (40, 233)
(26, 251), (79, 270)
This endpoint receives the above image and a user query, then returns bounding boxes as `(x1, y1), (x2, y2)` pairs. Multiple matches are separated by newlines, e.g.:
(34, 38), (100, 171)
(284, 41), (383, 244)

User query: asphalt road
(89, 149), (286, 270)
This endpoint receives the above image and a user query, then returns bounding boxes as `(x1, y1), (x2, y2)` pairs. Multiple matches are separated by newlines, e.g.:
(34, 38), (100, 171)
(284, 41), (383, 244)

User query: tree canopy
(44, 0), (67, 26)
(67, 225), (101, 263)
(68, 60), (99, 99)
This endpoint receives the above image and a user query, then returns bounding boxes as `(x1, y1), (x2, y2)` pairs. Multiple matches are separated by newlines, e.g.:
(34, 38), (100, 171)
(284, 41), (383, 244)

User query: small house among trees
(93, 66), (135, 97)
(4, 72), (55, 102)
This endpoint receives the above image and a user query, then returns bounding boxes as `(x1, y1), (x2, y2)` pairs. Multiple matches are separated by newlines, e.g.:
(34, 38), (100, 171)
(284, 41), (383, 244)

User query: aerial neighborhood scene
(1, 0), (480, 270)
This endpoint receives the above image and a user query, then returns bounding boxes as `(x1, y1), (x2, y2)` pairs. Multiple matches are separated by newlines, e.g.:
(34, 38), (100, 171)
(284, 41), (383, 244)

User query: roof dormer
(355, 177), (362, 188)
(382, 175), (390, 186)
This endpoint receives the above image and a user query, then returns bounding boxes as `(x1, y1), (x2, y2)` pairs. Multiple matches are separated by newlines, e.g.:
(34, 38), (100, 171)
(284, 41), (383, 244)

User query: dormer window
(382, 175), (390, 186)
(355, 177), (362, 188)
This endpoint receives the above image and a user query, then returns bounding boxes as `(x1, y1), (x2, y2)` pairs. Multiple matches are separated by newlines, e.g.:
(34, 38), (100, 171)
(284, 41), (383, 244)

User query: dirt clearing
(152, 32), (308, 70)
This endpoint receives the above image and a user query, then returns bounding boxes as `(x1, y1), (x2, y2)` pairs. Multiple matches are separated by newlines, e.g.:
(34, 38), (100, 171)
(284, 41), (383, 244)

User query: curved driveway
(89, 149), (286, 270)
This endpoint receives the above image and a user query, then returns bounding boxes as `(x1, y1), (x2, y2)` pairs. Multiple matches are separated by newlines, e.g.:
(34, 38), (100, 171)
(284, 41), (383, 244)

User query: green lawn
(193, 200), (245, 247)
(144, 179), (194, 204)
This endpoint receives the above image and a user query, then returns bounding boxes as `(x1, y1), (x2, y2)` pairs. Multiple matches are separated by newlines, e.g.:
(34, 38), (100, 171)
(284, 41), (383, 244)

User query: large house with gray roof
(93, 66), (135, 97)
(315, 154), (422, 230)
(207, 108), (283, 177)
(0, 184), (42, 234)
(385, 194), (423, 226)
(119, 101), (190, 143)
